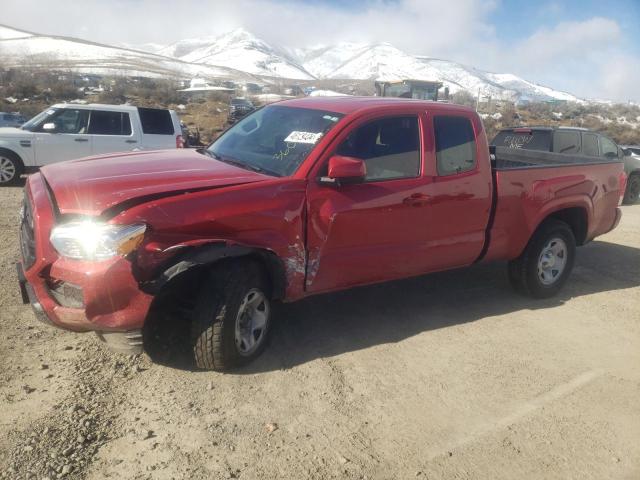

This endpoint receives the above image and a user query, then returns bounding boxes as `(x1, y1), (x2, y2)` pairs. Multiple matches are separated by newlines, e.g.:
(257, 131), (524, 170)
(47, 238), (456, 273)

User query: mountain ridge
(0, 23), (582, 103)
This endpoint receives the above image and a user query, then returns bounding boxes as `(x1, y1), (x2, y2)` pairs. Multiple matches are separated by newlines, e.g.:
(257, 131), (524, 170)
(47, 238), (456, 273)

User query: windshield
(207, 105), (343, 177)
(21, 107), (59, 131)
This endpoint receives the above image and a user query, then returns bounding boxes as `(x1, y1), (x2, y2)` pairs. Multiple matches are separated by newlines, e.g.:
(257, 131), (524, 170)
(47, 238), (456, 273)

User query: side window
(599, 136), (618, 158)
(582, 133), (599, 156)
(335, 116), (420, 181)
(44, 109), (89, 134)
(138, 108), (174, 135)
(433, 115), (476, 176)
(552, 131), (580, 154)
(88, 111), (132, 135)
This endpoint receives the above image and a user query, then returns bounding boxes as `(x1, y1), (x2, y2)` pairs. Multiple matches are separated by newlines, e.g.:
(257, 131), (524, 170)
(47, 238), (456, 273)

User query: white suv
(0, 103), (183, 185)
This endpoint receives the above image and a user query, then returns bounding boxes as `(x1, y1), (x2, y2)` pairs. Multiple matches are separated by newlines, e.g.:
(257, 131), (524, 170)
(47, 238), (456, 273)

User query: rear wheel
(623, 174), (640, 205)
(0, 151), (23, 186)
(508, 219), (576, 298)
(191, 260), (272, 371)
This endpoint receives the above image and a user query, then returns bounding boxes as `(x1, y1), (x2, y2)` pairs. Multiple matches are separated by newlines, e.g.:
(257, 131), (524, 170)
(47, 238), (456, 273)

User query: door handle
(125, 139), (138, 144)
(403, 193), (431, 207)
(74, 138), (89, 142)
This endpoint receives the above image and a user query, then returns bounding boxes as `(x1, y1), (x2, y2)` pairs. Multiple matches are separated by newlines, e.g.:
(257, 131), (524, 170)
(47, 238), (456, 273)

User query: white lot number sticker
(284, 131), (323, 144)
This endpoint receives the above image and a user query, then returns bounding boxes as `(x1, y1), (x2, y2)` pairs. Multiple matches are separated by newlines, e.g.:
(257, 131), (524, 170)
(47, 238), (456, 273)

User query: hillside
(0, 23), (587, 103)
(0, 25), (257, 81)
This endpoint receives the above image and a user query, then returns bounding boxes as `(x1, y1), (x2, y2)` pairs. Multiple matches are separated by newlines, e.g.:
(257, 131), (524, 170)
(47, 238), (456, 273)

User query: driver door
(305, 114), (433, 293)
(34, 108), (91, 165)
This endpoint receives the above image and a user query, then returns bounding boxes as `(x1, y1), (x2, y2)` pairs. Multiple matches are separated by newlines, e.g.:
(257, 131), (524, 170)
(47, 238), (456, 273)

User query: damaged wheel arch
(139, 242), (288, 302)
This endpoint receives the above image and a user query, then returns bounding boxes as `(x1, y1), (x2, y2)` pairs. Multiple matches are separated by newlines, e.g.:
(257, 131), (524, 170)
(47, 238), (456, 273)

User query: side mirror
(42, 122), (57, 132)
(323, 155), (366, 184)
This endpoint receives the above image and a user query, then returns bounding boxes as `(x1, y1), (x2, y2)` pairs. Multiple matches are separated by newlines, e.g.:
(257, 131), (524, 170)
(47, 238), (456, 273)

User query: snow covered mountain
(158, 30), (580, 102)
(159, 29), (313, 80)
(0, 23), (581, 102)
(293, 42), (579, 102)
(0, 24), (257, 81)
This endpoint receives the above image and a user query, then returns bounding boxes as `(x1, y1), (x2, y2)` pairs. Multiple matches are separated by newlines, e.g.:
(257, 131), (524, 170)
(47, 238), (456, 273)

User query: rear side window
(491, 130), (552, 151)
(336, 116), (420, 181)
(553, 131), (580, 154)
(138, 108), (174, 135)
(434, 116), (476, 176)
(582, 133), (599, 156)
(88, 111), (132, 135)
(599, 136), (618, 158)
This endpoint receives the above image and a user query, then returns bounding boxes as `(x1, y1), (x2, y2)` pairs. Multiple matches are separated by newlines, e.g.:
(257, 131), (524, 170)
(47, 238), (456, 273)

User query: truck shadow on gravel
(142, 240), (640, 373)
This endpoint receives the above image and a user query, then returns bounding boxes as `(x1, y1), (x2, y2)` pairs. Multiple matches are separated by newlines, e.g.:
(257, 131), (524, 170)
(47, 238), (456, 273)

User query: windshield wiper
(207, 151), (280, 177)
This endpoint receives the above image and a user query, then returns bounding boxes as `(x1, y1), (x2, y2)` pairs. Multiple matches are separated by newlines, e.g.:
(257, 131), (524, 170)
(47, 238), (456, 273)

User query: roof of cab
(276, 96), (475, 115)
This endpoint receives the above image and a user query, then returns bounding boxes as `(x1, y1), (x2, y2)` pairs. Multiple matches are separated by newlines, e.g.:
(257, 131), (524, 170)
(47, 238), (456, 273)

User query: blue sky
(490, 0), (639, 54)
(3, 0), (639, 101)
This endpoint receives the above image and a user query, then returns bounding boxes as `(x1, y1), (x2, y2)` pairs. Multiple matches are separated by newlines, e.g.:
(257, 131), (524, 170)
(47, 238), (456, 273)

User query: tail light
(176, 135), (184, 148)
(618, 171), (627, 205)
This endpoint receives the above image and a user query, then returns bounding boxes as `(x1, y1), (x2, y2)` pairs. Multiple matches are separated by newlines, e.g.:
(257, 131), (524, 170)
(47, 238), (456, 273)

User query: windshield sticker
(46, 109), (56, 115)
(322, 115), (340, 122)
(284, 131), (323, 144)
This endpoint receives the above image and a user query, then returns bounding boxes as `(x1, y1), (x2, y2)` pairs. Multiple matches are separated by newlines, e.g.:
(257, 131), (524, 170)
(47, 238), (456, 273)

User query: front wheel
(508, 219), (576, 298)
(622, 174), (640, 205)
(0, 152), (23, 186)
(191, 261), (272, 371)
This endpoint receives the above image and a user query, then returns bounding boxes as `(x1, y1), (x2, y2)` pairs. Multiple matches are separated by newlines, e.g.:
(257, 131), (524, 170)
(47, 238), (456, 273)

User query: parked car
(621, 145), (640, 156)
(227, 97), (255, 124)
(0, 104), (183, 185)
(0, 112), (27, 128)
(491, 126), (638, 204)
(620, 146), (640, 204)
(18, 98), (625, 371)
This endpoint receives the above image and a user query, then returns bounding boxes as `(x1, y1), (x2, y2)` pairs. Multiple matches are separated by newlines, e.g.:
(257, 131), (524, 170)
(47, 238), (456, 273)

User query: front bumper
(17, 262), (51, 326)
(19, 173), (154, 335)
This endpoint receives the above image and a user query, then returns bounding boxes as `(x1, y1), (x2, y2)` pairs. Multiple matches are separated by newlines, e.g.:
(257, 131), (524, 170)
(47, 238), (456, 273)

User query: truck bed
(482, 147), (625, 262)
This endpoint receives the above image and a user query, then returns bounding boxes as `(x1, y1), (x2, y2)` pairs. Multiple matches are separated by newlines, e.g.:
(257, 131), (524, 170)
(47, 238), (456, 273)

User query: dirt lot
(0, 182), (638, 480)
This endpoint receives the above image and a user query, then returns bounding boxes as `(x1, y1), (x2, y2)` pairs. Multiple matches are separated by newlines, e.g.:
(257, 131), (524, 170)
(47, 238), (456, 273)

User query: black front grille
(19, 193), (36, 269)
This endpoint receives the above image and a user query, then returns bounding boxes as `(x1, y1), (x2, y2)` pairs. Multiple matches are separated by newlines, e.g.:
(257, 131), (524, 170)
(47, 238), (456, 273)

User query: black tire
(508, 219), (576, 299)
(191, 260), (271, 371)
(622, 174), (640, 205)
(0, 150), (23, 186)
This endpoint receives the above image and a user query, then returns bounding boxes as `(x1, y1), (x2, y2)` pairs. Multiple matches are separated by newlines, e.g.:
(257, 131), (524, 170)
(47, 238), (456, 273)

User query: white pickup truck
(0, 103), (183, 185)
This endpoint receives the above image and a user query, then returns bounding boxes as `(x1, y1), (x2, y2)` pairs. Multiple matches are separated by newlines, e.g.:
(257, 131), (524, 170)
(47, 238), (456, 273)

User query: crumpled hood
(40, 149), (269, 216)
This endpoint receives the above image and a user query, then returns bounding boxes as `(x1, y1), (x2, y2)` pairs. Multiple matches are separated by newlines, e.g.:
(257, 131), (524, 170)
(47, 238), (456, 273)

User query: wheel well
(141, 244), (287, 301)
(545, 207), (588, 245)
(0, 147), (24, 168)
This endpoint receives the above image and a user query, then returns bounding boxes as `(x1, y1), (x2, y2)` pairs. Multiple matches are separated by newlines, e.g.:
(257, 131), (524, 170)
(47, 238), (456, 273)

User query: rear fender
(514, 197), (592, 257)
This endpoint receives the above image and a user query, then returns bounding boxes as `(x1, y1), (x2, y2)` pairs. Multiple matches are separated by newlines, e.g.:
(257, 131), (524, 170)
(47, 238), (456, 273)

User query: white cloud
(597, 53), (640, 103)
(0, 0), (637, 102)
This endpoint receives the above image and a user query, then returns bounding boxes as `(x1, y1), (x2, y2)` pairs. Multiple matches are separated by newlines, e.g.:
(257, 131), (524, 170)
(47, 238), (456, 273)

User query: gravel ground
(0, 181), (638, 480)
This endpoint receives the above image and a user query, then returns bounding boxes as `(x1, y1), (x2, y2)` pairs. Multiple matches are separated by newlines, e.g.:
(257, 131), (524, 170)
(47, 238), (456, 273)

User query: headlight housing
(50, 221), (146, 261)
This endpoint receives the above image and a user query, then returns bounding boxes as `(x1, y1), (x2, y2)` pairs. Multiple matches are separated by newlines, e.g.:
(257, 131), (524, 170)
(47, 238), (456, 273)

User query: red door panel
(306, 177), (435, 292)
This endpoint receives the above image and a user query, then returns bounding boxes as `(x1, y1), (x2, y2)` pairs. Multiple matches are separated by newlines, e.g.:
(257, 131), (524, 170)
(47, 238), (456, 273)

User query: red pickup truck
(18, 98), (625, 370)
